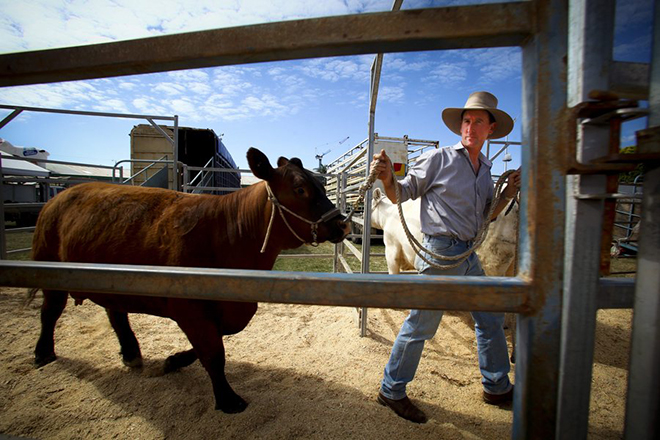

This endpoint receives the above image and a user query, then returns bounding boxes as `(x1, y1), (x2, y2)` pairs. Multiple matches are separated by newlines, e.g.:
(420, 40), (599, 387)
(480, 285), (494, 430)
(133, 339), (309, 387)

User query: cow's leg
(385, 244), (401, 274)
(106, 309), (143, 368)
(164, 348), (198, 373)
(176, 319), (247, 413)
(34, 290), (68, 368)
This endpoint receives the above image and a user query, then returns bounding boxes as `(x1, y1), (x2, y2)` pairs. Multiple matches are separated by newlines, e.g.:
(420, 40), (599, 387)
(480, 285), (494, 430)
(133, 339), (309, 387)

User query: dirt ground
(0, 286), (631, 440)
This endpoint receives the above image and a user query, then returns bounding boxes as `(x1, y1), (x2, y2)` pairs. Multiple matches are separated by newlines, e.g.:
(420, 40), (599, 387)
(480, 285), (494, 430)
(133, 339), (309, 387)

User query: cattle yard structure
(0, 1), (658, 439)
(0, 106), (245, 250)
(324, 134), (438, 233)
(130, 124), (241, 194)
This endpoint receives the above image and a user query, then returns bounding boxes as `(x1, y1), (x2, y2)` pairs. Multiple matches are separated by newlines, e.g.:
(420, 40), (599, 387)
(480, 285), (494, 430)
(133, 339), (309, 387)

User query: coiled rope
(347, 159), (517, 270)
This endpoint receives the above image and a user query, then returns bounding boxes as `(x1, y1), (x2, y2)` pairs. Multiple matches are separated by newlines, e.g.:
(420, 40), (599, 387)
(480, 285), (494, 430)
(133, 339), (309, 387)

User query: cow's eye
(295, 187), (306, 196)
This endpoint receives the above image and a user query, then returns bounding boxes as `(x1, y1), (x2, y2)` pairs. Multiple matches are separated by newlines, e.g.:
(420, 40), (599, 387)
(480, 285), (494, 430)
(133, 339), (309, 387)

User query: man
(371, 91), (521, 424)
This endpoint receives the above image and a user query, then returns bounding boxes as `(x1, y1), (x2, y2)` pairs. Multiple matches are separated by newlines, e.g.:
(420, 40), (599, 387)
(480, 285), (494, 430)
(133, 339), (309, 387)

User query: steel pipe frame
(0, 104), (177, 123)
(624, 1), (660, 437)
(0, 3), (532, 87)
(0, 105), (179, 257)
(0, 1), (619, 437)
(557, 0), (617, 438)
(512, 0), (568, 437)
(0, 258), (635, 310)
(0, 260), (530, 312)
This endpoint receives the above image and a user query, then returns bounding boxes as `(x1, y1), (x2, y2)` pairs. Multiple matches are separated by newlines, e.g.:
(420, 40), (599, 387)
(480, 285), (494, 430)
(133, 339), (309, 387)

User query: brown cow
(28, 147), (350, 414)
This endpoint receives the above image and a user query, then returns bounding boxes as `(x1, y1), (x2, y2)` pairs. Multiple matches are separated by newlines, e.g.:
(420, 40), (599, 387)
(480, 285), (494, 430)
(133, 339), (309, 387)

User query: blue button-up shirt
(398, 142), (494, 242)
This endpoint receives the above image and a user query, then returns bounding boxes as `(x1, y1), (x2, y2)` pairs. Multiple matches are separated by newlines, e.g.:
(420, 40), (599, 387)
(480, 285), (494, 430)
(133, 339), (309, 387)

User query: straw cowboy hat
(441, 91), (514, 139)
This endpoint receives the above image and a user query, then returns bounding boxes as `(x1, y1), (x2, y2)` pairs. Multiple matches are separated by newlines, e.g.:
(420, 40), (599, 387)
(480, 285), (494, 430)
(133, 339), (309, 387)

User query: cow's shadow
(51, 354), (515, 439)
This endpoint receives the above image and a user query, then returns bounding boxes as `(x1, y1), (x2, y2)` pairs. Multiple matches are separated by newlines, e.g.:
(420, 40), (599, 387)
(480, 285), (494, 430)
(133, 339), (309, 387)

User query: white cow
(370, 188), (422, 274)
(370, 187), (519, 276)
(477, 199), (519, 277)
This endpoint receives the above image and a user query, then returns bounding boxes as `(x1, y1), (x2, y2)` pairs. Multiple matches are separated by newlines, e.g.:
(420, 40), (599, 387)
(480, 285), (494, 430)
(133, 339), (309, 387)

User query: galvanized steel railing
(0, 1), (657, 438)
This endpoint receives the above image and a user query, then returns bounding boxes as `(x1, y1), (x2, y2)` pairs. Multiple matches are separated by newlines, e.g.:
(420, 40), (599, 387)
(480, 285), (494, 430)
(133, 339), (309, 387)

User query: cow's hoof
(122, 355), (143, 368)
(216, 395), (248, 414)
(164, 349), (197, 374)
(34, 353), (56, 368)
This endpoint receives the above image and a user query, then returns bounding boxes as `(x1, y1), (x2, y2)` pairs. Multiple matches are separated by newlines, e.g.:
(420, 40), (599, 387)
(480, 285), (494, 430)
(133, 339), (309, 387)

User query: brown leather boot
(377, 392), (428, 423)
(483, 386), (514, 405)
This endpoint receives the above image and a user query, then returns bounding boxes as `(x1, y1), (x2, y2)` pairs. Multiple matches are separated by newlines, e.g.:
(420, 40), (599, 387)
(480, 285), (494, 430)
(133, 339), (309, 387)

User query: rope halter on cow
(260, 181), (341, 253)
(359, 159), (518, 270)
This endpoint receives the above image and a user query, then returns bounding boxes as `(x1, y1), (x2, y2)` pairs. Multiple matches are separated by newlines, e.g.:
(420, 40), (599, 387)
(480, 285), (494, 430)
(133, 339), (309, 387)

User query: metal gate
(0, 1), (658, 438)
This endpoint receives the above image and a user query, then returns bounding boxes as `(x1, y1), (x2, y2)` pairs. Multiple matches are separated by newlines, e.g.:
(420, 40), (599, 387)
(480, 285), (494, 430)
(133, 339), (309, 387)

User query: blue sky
(0, 0), (653, 176)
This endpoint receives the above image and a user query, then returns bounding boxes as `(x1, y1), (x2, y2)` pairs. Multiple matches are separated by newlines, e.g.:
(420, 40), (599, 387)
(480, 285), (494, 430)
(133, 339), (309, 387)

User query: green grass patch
(4, 231), (33, 261)
(274, 241), (389, 273)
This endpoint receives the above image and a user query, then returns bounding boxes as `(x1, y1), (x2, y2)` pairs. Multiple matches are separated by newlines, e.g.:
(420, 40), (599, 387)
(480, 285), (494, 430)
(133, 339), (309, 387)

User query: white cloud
(242, 94), (287, 115)
(153, 82), (185, 96)
(0, 81), (102, 108)
(385, 55), (431, 72)
(427, 62), (468, 85)
(187, 82), (212, 96)
(462, 48), (521, 83)
(212, 69), (254, 96)
(118, 81), (138, 90)
(299, 57), (371, 83)
(169, 98), (197, 116)
(168, 70), (209, 82)
(132, 97), (168, 115)
(0, 0), (394, 54)
(378, 86), (405, 104)
(91, 98), (131, 114)
(268, 68), (307, 94)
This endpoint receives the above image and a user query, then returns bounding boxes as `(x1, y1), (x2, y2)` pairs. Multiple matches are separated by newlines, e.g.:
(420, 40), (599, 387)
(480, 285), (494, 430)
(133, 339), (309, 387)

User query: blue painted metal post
(514, 0), (567, 437)
(558, 0), (616, 438)
(624, 2), (660, 437)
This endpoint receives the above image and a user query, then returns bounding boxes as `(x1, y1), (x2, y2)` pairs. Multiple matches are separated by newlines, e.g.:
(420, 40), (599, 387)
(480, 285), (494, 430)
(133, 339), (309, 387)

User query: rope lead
(347, 158), (517, 270)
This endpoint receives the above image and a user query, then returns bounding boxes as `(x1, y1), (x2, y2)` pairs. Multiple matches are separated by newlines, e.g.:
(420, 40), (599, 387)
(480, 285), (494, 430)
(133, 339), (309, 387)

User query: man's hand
(371, 149), (400, 203)
(503, 169), (521, 200)
(371, 149), (393, 183)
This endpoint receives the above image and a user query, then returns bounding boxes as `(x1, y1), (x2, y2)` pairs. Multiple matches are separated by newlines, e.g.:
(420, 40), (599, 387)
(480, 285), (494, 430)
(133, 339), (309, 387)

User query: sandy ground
(0, 286), (631, 439)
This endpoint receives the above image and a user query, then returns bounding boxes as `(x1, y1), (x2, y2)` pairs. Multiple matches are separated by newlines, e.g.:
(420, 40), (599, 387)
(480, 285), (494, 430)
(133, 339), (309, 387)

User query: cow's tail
(24, 287), (40, 306)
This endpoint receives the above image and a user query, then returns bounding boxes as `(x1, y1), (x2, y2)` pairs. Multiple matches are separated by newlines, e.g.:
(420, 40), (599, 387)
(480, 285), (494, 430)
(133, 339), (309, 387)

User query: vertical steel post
(624, 2), (660, 437)
(0, 154), (5, 259)
(557, 0), (616, 438)
(173, 115), (179, 191)
(333, 172), (342, 274)
(359, 1), (403, 336)
(514, 0), (567, 437)
(359, 52), (384, 337)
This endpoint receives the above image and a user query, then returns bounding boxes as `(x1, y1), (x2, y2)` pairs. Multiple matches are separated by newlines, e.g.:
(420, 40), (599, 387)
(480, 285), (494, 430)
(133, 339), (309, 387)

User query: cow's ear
(289, 157), (303, 169)
(248, 148), (274, 181)
(276, 157), (289, 167)
(373, 188), (381, 199)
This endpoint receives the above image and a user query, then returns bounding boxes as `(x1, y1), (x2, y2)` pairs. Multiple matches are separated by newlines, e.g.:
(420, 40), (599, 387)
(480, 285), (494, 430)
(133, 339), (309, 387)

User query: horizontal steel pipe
(0, 104), (177, 121)
(0, 260), (531, 312)
(0, 3), (532, 87)
(596, 277), (635, 309)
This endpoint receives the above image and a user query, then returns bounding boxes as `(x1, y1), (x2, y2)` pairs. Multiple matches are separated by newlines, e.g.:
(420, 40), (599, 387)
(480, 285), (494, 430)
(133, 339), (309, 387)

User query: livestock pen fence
(0, 105), (180, 258)
(1, 1), (658, 439)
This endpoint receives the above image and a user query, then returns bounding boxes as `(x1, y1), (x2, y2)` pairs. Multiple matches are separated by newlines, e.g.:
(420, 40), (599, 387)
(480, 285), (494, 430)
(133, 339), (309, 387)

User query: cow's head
(247, 148), (350, 247)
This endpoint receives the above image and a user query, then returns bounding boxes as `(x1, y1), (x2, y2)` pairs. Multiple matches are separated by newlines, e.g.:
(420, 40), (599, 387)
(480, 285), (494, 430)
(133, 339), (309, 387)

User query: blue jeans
(380, 235), (512, 399)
